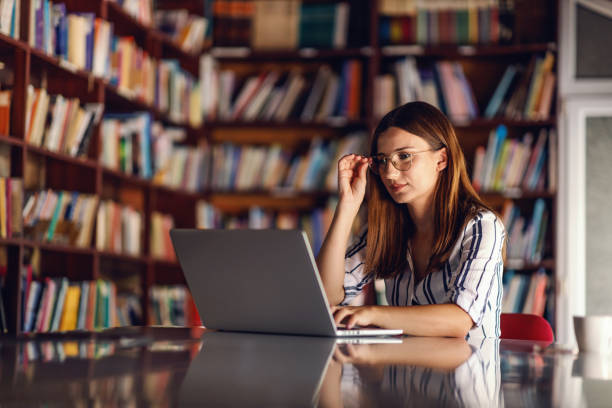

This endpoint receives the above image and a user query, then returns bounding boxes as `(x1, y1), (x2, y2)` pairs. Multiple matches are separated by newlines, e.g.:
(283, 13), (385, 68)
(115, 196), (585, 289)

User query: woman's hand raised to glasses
(338, 154), (370, 211)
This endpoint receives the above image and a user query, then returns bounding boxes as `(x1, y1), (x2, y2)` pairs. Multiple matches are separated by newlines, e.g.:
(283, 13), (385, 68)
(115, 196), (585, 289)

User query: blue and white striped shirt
(342, 210), (505, 339)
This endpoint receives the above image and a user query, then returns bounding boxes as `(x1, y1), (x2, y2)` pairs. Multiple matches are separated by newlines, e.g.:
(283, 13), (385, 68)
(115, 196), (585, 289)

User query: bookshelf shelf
(453, 118), (556, 129)
(0, 135), (25, 147)
(152, 184), (204, 200)
(21, 239), (96, 256)
(480, 190), (556, 201)
(209, 191), (333, 213)
(101, 167), (151, 189)
(29, 48), (94, 83)
(210, 47), (369, 60)
(25, 145), (98, 170)
(0, 33), (26, 51)
(380, 43), (557, 58)
(206, 119), (369, 130)
(98, 250), (150, 265)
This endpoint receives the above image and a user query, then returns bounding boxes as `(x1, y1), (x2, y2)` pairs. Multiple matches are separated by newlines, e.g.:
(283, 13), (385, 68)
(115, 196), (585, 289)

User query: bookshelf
(0, 0), (559, 335)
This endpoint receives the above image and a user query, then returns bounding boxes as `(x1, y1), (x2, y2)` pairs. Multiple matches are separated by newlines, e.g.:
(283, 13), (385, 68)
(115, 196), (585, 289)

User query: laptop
(170, 229), (403, 337)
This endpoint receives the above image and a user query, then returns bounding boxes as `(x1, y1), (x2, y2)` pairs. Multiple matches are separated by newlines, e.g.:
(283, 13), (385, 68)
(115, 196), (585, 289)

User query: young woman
(316, 101), (505, 338)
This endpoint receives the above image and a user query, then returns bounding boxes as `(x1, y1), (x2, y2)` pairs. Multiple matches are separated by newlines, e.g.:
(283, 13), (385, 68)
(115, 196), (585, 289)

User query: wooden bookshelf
(0, 0), (560, 334)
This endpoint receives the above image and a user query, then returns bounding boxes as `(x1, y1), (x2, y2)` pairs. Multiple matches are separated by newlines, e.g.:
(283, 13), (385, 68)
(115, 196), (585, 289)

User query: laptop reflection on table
(178, 331), (335, 407)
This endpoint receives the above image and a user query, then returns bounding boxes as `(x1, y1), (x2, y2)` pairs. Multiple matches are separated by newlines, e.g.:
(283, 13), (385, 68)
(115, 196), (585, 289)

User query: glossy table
(1, 327), (611, 407)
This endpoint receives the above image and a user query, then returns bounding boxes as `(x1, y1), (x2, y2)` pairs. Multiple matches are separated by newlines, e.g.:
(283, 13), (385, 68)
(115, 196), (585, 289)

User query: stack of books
(150, 211), (175, 261)
(149, 285), (201, 326)
(25, 86), (103, 157)
(375, 58), (477, 122)
(101, 112), (153, 179)
(502, 268), (549, 316)
(22, 189), (99, 248)
(379, 0), (515, 45)
(21, 277), (120, 333)
(200, 58), (362, 122)
(502, 198), (548, 264)
(155, 9), (209, 53)
(0, 0), (21, 39)
(484, 52), (556, 120)
(472, 127), (555, 193)
(95, 200), (143, 256)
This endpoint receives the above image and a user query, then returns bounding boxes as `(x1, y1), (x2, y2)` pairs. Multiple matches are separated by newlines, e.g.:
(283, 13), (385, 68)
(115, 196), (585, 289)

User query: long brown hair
(364, 101), (497, 279)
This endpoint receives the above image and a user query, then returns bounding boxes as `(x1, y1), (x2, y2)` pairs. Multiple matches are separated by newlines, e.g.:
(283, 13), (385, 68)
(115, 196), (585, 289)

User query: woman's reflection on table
(318, 337), (503, 408)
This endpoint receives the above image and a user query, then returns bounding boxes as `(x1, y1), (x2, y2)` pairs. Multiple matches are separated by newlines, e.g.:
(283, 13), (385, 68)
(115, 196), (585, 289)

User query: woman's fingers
(333, 307), (354, 326)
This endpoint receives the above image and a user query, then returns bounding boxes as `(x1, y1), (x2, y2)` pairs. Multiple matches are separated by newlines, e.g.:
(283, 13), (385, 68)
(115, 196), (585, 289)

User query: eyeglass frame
(367, 148), (439, 175)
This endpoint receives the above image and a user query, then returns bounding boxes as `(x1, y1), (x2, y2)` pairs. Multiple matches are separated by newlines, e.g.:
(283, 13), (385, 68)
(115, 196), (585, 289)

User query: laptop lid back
(170, 229), (337, 336)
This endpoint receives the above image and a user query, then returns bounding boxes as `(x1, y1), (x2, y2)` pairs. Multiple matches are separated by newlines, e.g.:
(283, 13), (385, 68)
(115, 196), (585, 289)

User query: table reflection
(319, 337), (502, 408)
(1, 328), (611, 407)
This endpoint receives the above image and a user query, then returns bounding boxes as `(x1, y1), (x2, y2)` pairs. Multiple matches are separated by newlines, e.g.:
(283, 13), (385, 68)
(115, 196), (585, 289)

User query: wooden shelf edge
(479, 190), (556, 200)
(205, 119), (368, 130)
(25, 144), (98, 169)
(98, 250), (150, 264)
(0, 32), (28, 51)
(381, 42), (556, 58)
(0, 135), (25, 147)
(210, 47), (369, 60)
(505, 259), (556, 271)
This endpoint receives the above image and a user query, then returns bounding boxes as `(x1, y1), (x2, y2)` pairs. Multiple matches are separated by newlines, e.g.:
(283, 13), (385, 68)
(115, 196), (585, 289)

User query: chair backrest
(500, 313), (554, 342)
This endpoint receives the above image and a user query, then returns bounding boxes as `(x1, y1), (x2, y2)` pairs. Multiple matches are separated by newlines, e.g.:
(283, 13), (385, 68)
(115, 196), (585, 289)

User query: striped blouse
(342, 210), (506, 339)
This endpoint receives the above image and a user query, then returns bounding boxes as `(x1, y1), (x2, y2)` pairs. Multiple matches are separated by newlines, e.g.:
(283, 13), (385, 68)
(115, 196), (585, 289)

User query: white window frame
(557, 96), (612, 347)
(559, 0), (612, 96)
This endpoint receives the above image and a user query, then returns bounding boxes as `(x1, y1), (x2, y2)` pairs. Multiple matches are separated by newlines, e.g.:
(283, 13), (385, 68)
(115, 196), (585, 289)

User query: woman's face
(375, 127), (447, 206)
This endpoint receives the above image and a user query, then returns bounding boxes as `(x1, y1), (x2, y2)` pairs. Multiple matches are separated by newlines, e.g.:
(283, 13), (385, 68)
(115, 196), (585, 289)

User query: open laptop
(170, 229), (403, 337)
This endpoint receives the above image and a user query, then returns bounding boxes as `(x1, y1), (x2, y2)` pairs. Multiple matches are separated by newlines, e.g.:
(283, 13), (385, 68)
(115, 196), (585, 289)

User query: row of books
(150, 211), (175, 261)
(101, 112), (153, 179)
(25, 86), (103, 157)
(196, 199), (338, 255)
(0, 177), (23, 238)
(502, 268), (549, 316)
(502, 199), (548, 264)
(154, 9), (209, 54)
(209, 132), (366, 192)
(23, 189), (99, 248)
(213, 1), (350, 49)
(200, 58), (362, 122)
(485, 52), (556, 121)
(95, 200), (143, 256)
(116, 292), (143, 327)
(379, 0), (514, 46)
(151, 124), (209, 192)
(472, 127), (556, 192)
(149, 285), (201, 326)
(27, 2), (203, 127)
(21, 277), (119, 333)
(28, 1), (112, 76)
(0, 89), (11, 135)
(0, 0), (20, 38)
(375, 58), (477, 122)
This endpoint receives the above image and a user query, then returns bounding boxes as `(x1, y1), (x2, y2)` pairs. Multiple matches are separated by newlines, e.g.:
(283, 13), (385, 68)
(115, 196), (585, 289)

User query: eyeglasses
(368, 149), (434, 175)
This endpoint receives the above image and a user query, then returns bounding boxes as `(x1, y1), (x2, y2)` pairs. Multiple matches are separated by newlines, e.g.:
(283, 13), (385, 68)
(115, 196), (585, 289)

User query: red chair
(500, 313), (554, 343)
